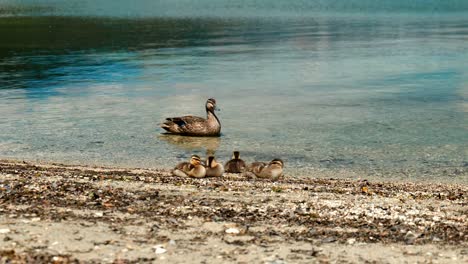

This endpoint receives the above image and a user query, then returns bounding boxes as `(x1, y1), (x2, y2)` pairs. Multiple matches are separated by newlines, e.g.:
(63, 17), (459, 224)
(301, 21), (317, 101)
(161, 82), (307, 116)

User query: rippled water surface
(1, 1), (467, 182)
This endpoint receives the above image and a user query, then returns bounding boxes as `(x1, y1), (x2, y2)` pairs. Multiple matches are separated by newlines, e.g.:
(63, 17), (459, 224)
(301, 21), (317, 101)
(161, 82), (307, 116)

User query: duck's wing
(237, 159), (246, 171)
(249, 162), (267, 175)
(161, 115), (206, 134)
(166, 117), (187, 127)
(173, 162), (192, 177)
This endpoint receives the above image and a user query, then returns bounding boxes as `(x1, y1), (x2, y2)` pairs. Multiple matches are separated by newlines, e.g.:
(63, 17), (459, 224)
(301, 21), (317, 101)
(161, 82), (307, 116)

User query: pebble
(52, 256), (65, 262)
(225, 227), (240, 234)
(94, 212), (104, 217)
(0, 228), (11, 234)
(154, 245), (167, 254)
(322, 237), (336, 243)
(404, 231), (419, 244)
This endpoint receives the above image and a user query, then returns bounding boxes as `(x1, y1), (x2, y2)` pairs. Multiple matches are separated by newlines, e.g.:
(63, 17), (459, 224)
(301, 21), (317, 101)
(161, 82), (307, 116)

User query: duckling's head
(207, 155), (216, 167)
(269, 158), (284, 168)
(233, 151), (240, 159)
(190, 155), (202, 166)
(206, 98), (217, 112)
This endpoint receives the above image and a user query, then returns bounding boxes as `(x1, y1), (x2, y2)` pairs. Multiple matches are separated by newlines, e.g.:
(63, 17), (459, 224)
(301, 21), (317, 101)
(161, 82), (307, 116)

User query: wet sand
(0, 159), (466, 263)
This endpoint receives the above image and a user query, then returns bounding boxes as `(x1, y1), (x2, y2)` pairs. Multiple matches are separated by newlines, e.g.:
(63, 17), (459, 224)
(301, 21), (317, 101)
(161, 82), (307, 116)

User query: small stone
(94, 212), (104, 217)
(154, 245), (167, 254)
(347, 238), (356, 245)
(224, 235), (255, 245)
(52, 256), (64, 262)
(405, 231), (418, 245)
(322, 237), (336, 243)
(225, 227), (240, 235)
(0, 228), (10, 234)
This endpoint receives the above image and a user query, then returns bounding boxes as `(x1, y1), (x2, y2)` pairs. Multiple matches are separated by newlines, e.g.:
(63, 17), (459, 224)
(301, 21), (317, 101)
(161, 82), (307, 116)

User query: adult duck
(161, 98), (221, 137)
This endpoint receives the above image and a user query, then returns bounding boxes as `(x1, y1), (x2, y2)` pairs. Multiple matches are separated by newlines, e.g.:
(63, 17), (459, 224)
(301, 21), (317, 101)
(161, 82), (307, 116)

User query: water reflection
(158, 134), (221, 156)
(1, 8), (467, 182)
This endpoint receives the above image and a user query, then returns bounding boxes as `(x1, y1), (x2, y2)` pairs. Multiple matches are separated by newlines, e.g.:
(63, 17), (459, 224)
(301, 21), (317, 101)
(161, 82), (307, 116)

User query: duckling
(205, 156), (224, 177)
(242, 158), (284, 180)
(172, 154), (206, 178)
(161, 98), (221, 137)
(224, 151), (246, 173)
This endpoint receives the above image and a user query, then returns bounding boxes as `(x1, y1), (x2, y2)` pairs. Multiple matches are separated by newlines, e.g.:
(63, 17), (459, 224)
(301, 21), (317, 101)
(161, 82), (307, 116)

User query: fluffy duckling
(224, 151), (246, 173)
(205, 156), (224, 177)
(242, 158), (284, 180)
(161, 98), (221, 137)
(172, 154), (206, 178)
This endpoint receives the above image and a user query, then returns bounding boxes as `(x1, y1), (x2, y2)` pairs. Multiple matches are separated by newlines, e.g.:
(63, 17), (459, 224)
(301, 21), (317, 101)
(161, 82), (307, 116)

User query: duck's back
(249, 162), (267, 174)
(174, 161), (192, 171)
(225, 159), (246, 173)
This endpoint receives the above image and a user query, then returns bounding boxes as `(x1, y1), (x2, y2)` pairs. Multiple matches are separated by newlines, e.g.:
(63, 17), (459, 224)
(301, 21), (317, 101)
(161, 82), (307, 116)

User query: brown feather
(160, 99), (221, 137)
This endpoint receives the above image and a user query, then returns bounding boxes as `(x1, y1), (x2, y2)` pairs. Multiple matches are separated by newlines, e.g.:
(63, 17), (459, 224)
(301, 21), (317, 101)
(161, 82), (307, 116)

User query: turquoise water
(0, 2), (467, 182)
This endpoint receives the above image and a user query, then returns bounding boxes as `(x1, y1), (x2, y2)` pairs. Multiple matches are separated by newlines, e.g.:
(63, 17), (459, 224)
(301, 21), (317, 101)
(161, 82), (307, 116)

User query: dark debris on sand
(0, 160), (466, 263)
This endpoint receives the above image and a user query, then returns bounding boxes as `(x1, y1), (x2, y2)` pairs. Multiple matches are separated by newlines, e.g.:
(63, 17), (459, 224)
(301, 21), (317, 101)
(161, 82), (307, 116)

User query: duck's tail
(160, 121), (180, 133)
(160, 122), (172, 131)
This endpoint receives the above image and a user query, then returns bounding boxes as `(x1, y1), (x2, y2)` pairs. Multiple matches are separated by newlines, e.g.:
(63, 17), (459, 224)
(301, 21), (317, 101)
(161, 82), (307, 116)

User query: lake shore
(0, 159), (466, 263)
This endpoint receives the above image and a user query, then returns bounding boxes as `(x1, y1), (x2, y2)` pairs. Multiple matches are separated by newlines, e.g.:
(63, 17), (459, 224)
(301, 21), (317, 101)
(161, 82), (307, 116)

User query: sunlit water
(0, 1), (467, 182)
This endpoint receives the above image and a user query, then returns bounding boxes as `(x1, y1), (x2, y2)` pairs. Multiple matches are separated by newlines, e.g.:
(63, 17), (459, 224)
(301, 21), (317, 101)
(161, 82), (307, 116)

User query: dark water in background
(0, 1), (467, 182)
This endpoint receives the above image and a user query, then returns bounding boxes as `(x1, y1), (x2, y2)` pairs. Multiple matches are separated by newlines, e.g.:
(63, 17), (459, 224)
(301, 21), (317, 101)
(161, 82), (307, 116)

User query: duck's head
(233, 151), (240, 159)
(206, 98), (217, 112)
(190, 154), (202, 166)
(269, 158), (284, 168)
(207, 155), (216, 167)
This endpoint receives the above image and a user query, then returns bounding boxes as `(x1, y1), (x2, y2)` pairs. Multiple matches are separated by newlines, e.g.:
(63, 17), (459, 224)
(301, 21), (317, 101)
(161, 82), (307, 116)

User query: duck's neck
(209, 160), (216, 168)
(206, 109), (220, 127)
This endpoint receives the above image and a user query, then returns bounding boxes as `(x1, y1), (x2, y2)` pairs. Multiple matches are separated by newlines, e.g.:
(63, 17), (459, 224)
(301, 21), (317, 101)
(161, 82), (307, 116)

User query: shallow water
(0, 2), (467, 182)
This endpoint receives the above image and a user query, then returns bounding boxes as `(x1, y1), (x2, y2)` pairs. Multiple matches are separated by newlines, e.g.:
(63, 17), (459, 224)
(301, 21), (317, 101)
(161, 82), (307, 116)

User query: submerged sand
(0, 159), (466, 263)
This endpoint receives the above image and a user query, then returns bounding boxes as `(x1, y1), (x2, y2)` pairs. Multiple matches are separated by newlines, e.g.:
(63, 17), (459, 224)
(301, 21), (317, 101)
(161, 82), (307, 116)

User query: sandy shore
(0, 159), (466, 263)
